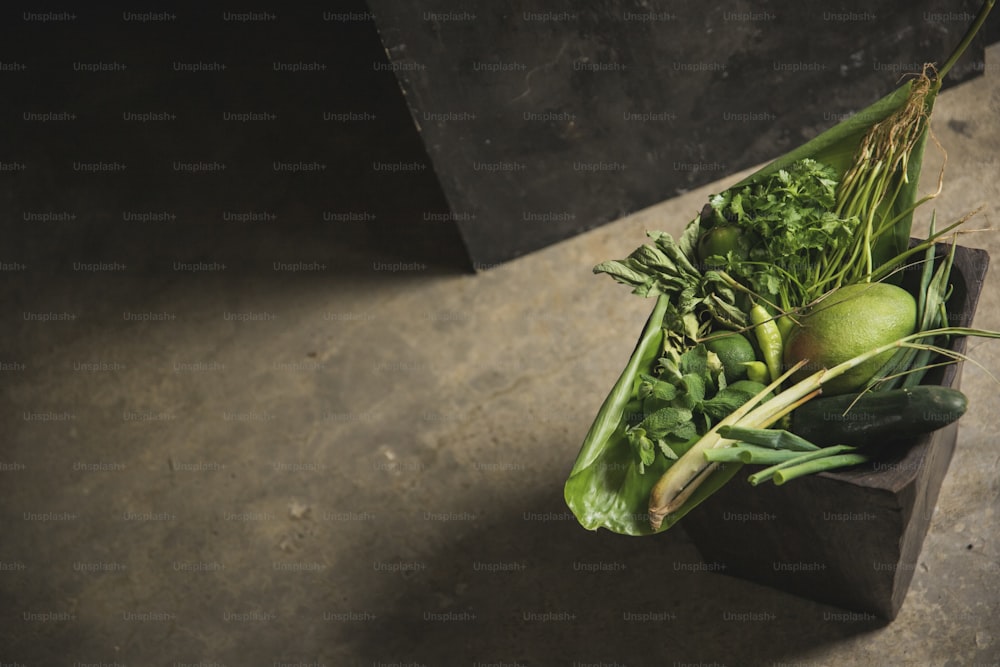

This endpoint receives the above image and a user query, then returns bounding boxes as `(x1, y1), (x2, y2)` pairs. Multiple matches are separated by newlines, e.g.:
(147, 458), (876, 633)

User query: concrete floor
(3, 47), (1000, 667)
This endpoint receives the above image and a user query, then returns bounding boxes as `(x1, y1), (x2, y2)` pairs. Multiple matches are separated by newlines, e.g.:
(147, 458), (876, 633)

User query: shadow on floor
(2, 0), (474, 280)
(342, 458), (887, 665)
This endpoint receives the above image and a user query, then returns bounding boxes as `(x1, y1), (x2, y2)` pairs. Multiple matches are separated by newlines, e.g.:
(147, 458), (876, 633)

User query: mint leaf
(626, 427), (656, 473)
(701, 391), (754, 421)
(679, 374), (706, 404)
(679, 346), (709, 378)
(638, 407), (693, 439)
(657, 438), (679, 460)
(637, 374), (677, 402)
(699, 383), (766, 421)
(670, 421), (699, 442)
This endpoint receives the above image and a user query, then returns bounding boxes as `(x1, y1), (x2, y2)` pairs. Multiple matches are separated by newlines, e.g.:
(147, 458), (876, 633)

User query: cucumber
(791, 386), (968, 448)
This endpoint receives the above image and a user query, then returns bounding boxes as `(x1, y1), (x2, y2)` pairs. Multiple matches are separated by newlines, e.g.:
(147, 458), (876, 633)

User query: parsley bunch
(706, 158), (860, 311)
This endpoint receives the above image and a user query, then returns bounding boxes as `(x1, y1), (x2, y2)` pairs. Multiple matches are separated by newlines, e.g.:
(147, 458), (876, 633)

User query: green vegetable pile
(564, 1), (999, 536)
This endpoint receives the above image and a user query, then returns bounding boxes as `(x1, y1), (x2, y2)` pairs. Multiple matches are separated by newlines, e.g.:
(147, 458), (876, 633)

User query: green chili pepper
(775, 315), (795, 342)
(751, 304), (783, 383)
(742, 361), (769, 384)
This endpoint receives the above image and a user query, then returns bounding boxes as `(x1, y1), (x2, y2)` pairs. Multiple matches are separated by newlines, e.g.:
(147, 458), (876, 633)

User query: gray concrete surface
(3, 46), (1000, 667)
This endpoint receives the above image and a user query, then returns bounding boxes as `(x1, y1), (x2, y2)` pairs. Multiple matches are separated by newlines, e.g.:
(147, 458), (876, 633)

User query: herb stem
(938, 0), (996, 81)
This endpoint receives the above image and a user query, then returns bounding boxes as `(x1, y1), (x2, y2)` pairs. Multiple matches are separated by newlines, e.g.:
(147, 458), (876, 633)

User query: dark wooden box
(682, 241), (990, 620)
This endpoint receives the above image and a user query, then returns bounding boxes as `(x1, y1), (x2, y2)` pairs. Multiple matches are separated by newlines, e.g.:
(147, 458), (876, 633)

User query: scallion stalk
(773, 454), (871, 485)
(747, 445), (860, 486)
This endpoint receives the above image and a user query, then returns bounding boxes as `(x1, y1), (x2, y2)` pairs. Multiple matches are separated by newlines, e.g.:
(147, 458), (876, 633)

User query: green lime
(783, 282), (917, 395)
(728, 380), (774, 397)
(698, 226), (743, 258)
(705, 332), (757, 382)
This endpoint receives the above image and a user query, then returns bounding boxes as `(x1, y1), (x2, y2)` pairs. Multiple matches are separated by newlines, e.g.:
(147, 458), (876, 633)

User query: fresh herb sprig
(706, 158), (861, 310)
(625, 347), (768, 473)
(593, 230), (748, 352)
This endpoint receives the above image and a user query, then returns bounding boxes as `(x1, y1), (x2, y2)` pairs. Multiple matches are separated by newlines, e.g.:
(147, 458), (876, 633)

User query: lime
(697, 225), (752, 270)
(705, 332), (757, 382)
(698, 226), (743, 259)
(727, 379), (771, 399)
(783, 282), (917, 395)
